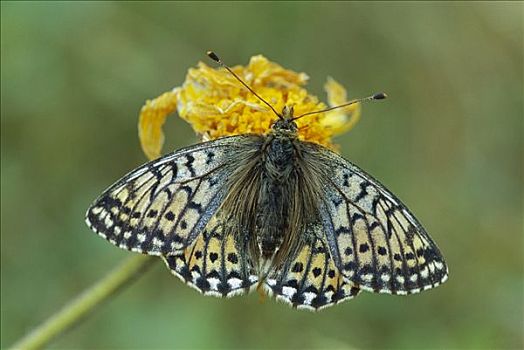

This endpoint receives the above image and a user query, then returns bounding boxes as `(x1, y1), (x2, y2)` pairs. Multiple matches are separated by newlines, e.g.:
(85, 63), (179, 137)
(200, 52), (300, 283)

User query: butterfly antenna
(207, 51), (283, 119)
(291, 92), (387, 121)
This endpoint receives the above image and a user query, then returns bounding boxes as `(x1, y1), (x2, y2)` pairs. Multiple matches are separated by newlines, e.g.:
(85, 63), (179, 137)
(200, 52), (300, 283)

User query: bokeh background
(1, 2), (522, 349)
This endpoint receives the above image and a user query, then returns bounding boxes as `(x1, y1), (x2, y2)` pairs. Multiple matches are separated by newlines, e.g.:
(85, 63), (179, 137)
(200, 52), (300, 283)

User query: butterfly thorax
(263, 107), (299, 177)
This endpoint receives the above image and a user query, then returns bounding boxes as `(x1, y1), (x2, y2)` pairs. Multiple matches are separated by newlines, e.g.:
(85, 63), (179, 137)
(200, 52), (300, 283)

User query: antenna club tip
(372, 92), (387, 100)
(206, 51), (220, 62)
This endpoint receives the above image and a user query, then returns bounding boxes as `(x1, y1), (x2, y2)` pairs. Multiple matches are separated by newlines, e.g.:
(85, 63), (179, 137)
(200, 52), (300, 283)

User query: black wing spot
(206, 270), (220, 279)
(195, 277), (210, 291)
(227, 253), (238, 264)
(185, 154), (196, 177)
(206, 151), (215, 165)
(171, 234), (184, 243)
(208, 176), (219, 187)
(335, 226), (351, 236)
(311, 294), (328, 309)
(312, 267), (322, 278)
(344, 261), (357, 271)
(342, 173), (351, 187)
(187, 201), (203, 214)
(209, 252), (219, 262)
(405, 225), (417, 244)
(227, 271), (242, 280)
(292, 262), (304, 273)
(369, 221), (380, 231)
(179, 185), (193, 195)
(351, 212), (365, 223)
(354, 182), (370, 202)
(285, 279), (299, 289)
(313, 245), (326, 254)
(332, 198), (343, 207)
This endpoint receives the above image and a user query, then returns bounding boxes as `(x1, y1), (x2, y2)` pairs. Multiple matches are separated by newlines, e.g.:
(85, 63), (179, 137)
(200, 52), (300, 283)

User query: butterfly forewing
(85, 135), (260, 255)
(302, 143), (448, 295)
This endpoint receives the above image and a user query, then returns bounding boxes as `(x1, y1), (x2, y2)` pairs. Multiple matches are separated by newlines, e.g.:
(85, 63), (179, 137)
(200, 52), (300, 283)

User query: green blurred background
(1, 2), (522, 349)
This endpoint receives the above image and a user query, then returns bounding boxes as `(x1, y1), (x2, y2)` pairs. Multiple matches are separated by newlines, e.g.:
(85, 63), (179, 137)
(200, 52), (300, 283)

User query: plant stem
(9, 254), (156, 350)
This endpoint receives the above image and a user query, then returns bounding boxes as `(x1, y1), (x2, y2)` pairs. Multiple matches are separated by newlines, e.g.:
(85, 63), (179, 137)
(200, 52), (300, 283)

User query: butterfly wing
(163, 216), (258, 297)
(265, 223), (360, 310)
(301, 143), (448, 295)
(85, 135), (262, 256)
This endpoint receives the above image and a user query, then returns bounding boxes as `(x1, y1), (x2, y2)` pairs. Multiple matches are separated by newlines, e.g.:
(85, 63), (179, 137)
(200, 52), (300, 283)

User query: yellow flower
(138, 55), (361, 160)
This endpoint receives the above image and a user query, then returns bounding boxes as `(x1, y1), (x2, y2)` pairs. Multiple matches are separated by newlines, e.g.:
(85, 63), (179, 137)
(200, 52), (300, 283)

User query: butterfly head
(271, 105), (298, 136)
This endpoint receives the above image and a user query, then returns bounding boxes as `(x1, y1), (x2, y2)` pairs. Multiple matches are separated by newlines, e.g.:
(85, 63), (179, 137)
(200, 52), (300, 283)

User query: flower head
(138, 55), (361, 160)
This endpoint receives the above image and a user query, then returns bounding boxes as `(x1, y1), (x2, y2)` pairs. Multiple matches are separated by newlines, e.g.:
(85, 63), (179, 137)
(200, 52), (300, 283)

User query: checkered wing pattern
(265, 223), (360, 310)
(85, 135), (259, 256)
(303, 143), (448, 295)
(163, 216), (258, 297)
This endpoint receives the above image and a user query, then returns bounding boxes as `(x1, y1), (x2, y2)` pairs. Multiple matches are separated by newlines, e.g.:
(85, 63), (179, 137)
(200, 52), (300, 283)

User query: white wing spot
(282, 286), (296, 298)
(303, 292), (316, 305)
(104, 216), (113, 228)
(428, 262), (436, 273)
(208, 277), (220, 291)
(420, 267), (429, 278)
(228, 278), (242, 289)
(152, 237), (165, 249)
(91, 207), (103, 215)
(361, 273), (373, 282)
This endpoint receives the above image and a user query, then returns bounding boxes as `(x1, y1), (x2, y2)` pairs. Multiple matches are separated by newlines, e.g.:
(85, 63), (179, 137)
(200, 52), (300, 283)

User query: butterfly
(85, 52), (448, 310)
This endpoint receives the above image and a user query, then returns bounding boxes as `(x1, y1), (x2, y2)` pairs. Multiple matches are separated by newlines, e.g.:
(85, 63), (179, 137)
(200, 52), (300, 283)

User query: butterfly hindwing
(163, 216), (258, 297)
(265, 223), (360, 310)
(85, 135), (261, 256)
(302, 143), (448, 295)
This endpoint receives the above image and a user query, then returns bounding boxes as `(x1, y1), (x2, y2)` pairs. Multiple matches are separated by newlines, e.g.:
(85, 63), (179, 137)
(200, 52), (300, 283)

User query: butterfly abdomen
(255, 137), (296, 259)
